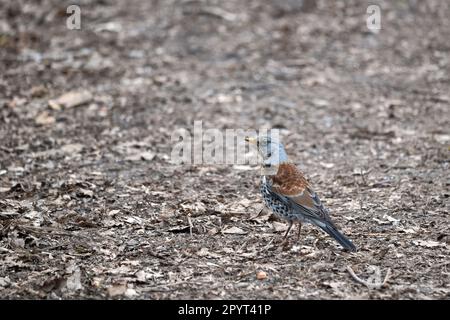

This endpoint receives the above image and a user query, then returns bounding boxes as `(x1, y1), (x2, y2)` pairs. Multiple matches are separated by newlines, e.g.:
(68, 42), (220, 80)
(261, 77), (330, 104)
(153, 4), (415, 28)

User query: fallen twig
(183, 6), (239, 22)
(263, 237), (275, 251)
(346, 266), (391, 290)
(141, 279), (212, 292)
(421, 261), (450, 275)
(249, 206), (266, 220)
(187, 213), (194, 237)
(18, 225), (93, 239)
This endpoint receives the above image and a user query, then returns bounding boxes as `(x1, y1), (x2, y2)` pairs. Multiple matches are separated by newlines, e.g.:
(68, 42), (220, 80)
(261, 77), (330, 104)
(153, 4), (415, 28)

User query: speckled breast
(260, 176), (294, 221)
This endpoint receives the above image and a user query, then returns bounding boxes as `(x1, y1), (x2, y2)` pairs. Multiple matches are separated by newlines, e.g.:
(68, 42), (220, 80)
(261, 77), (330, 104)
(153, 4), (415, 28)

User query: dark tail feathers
(321, 224), (357, 252)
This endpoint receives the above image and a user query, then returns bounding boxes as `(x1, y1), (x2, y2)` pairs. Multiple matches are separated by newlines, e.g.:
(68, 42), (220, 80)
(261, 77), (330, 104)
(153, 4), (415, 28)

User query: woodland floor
(0, 0), (449, 299)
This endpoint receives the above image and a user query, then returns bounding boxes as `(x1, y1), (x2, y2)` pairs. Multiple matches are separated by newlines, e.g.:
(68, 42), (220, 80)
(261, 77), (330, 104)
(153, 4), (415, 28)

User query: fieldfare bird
(246, 135), (356, 251)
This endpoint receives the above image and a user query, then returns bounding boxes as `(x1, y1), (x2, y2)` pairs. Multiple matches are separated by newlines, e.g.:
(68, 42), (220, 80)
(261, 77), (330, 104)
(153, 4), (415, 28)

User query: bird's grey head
(245, 135), (288, 166)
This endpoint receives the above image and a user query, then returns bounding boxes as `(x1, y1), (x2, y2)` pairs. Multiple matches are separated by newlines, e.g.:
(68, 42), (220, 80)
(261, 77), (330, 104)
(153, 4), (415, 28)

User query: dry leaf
(78, 188), (94, 197)
(140, 151), (155, 161)
(197, 247), (210, 257)
(319, 162), (335, 168)
(108, 210), (120, 216)
(135, 270), (147, 282)
(107, 284), (127, 297)
(232, 165), (254, 171)
(413, 240), (446, 248)
(324, 281), (346, 292)
(0, 276), (10, 288)
(400, 227), (420, 234)
(374, 214), (400, 226)
(124, 216), (143, 225)
(66, 267), (83, 291)
(312, 99), (330, 107)
(125, 288), (137, 297)
(48, 100), (62, 111)
(10, 232), (25, 248)
(197, 248), (222, 259)
(272, 221), (288, 232)
(125, 151), (155, 161)
(35, 111), (55, 125)
(223, 247), (234, 254)
(383, 214), (400, 224)
(223, 226), (247, 235)
(208, 227), (219, 235)
(60, 143), (84, 154)
(49, 90), (93, 109)
(91, 277), (102, 288)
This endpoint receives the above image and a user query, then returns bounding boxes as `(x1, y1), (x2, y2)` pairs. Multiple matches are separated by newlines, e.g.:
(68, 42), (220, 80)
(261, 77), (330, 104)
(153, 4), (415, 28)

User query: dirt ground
(0, 0), (449, 299)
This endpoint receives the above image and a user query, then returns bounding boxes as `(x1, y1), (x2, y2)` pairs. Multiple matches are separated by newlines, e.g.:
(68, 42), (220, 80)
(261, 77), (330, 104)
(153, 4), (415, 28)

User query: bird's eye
(267, 152), (272, 158)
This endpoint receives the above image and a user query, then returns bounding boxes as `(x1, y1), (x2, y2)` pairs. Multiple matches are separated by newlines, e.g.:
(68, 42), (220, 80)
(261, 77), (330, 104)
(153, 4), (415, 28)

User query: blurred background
(0, 0), (449, 299)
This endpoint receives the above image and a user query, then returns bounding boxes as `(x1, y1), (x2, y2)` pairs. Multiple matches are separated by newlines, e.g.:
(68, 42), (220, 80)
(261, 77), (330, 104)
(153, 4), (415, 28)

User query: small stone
(256, 271), (268, 280)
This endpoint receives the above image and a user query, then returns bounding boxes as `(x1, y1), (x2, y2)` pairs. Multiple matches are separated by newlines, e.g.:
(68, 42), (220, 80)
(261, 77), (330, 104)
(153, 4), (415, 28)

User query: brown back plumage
(270, 163), (310, 195)
(269, 162), (324, 219)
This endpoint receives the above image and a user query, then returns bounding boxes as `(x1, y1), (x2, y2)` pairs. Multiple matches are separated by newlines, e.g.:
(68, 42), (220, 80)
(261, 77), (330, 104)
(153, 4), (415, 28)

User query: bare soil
(0, 0), (449, 299)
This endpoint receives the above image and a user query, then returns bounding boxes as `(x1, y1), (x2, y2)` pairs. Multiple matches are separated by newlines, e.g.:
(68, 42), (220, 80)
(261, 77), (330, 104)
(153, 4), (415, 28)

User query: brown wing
(269, 163), (331, 223)
(271, 163), (310, 195)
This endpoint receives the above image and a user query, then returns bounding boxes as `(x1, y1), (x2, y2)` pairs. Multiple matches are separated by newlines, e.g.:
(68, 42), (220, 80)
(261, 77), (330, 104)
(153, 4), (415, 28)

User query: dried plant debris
(0, 0), (449, 299)
(48, 90), (93, 110)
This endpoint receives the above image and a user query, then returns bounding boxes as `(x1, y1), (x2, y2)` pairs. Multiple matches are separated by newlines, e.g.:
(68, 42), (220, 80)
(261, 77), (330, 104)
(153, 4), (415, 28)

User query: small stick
(249, 206), (265, 220)
(18, 225), (92, 239)
(141, 280), (194, 292)
(382, 268), (392, 287)
(346, 266), (391, 290)
(188, 7), (238, 22)
(187, 213), (193, 237)
(263, 237), (275, 251)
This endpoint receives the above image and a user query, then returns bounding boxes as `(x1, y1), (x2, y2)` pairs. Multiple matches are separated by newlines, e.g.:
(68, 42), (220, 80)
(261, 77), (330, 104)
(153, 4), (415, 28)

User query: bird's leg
(296, 222), (302, 242)
(281, 221), (293, 246)
(283, 221), (293, 240)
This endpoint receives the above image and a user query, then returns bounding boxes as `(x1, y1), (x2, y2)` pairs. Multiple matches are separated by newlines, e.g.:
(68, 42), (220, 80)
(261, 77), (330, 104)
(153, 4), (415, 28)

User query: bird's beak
(245, 136), (257, 144)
